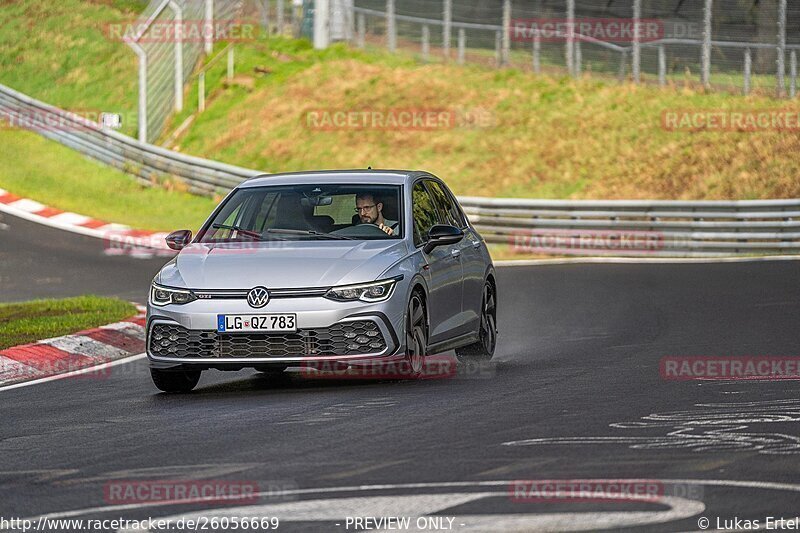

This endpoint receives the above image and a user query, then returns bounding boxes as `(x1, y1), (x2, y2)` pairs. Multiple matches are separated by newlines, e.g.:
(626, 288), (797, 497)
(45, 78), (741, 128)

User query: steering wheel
(332, 223), (393, 237)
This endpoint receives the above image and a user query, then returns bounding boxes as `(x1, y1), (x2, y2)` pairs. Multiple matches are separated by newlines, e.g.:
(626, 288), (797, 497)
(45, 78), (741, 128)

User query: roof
(240, 169), (427, 188)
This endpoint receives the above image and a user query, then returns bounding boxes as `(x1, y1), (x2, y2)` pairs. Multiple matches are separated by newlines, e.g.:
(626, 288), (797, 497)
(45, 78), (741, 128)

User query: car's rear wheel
(403, 291), (427, 378)
(456, 280), (497, 361)
(150, 368), (201, 393)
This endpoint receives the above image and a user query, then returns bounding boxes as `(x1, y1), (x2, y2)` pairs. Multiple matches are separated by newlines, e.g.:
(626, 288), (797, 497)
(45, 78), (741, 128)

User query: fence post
(658, 45), (666, 86)
(574, 39), (581, 77)
(533, 32), (540, 74)
(198, 71), (205, 112)
(257, 0), (270, 32)
(566, 0), (575, 76)
(495, 30), (502, 67)
(204, 0), (214, 54)
(422, 25), (430, 61)
(172, 1), (184, 112)
(501, 0), (511, 66)
(791, 50), (797, 98)
(632, 0), (641, 83)
(777, 0), (787, 96)
(276, 0), (284, 34)
(227, 46), (234, 81)
(443, 0), (452, 60)
(386, 0), (396, 52)
(457, 28), (465, 65)
(744, 47), (751, 95)
(618, 50), (628, 81)
(701, 0), (712, 88)
(130, 43), (147, 143)
(357, 13), (365, 48)
(313, 0), (330, 49)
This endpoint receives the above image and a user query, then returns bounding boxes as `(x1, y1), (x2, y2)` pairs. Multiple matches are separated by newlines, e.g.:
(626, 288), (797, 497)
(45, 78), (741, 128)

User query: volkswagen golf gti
(146, 170), (497, 392)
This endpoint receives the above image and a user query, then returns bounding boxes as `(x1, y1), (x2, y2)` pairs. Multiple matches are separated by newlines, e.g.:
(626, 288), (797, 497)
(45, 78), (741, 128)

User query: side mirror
(166, 229), (192, 251)
(423, 224), (464, 254)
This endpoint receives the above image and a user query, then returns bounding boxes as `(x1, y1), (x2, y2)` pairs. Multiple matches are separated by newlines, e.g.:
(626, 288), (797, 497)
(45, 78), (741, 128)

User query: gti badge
(247, 286), (270, 308)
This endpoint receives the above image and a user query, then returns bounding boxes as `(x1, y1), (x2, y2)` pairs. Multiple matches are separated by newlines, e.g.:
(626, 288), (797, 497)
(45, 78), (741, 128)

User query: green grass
(0, 129), (216, 231)
(0, 296), (137, 350)
(0, 0), (144, 137)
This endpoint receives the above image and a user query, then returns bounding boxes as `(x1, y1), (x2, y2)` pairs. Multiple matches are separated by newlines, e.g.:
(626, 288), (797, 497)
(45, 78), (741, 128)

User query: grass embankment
(175, 37), (800, 201)
(0, 296), (137, 350)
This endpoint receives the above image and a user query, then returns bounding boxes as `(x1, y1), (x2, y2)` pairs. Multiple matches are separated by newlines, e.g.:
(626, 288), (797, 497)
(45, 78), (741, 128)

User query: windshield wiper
(211, 224), (266, 241)
(266, 228), (354, 240)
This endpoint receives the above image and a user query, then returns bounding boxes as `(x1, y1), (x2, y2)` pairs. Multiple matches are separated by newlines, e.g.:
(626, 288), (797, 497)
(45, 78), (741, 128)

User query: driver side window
(412, 181), (438, 247)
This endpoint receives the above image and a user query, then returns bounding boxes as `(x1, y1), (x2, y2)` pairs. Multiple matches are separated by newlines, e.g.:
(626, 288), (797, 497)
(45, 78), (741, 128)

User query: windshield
(196, 184), (404, 243)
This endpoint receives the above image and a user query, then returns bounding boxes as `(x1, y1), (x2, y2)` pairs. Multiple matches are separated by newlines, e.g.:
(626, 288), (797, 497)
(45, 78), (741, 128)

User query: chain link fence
(347, 0), (800, 97)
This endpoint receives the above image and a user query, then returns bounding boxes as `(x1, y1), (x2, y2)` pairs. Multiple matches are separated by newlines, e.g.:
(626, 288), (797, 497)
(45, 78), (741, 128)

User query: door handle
(471, 240), (481, 248)
(451, 249), (461, 259)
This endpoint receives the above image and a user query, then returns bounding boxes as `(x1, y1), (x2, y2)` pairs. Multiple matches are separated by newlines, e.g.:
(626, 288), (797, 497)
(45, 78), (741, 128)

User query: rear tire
(456, 280), (497, 361)
(402, 291), (428, 378)
(150, 368), (201, 393)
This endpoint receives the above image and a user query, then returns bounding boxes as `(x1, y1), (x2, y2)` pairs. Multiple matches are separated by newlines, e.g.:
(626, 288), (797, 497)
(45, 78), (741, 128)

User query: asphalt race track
(2, 210), (800, 532)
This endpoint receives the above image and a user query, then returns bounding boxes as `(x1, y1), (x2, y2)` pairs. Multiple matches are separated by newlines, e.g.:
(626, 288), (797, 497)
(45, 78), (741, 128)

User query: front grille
(149, 321), (387, 358)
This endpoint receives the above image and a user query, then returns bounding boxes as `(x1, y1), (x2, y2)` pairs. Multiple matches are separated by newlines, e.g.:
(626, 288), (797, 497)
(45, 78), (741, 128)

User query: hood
(157, 240), (409, 289)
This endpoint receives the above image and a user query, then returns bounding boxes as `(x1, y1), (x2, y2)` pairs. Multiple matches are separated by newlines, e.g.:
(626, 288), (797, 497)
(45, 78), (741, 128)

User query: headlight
(324, 277), (400, 303)
(150, 283), (197, 306)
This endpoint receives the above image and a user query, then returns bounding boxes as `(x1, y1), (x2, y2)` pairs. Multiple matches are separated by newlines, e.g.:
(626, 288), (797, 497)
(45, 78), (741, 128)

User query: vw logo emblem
(247, 286), (270, 308)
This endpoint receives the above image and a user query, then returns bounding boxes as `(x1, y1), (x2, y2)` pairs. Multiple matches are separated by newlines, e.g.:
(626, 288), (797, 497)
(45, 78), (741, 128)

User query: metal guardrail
(2, 82), (800, 257)
(0, 83), (259, 197)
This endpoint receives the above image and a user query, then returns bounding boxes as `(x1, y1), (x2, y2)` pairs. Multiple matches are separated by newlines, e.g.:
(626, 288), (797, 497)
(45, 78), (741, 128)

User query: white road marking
(0, 353), (146, 393)
(16, 478), (800, 527)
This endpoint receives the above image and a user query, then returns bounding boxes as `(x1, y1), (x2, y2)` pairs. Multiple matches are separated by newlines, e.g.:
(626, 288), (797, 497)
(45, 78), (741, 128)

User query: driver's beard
(361, 215), (375, 224)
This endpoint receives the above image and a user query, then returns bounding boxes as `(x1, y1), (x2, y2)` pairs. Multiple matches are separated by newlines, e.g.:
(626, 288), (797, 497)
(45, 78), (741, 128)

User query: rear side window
(412, 181), (439, 247)
(426, 180), (465, 228)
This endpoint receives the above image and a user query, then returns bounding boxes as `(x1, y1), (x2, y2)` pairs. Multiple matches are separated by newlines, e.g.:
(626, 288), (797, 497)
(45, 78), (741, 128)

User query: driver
(355, 192), (397, 236)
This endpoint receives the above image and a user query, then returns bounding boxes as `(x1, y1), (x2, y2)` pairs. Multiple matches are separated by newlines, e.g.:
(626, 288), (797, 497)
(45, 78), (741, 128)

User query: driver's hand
(378, 223), (394, 235)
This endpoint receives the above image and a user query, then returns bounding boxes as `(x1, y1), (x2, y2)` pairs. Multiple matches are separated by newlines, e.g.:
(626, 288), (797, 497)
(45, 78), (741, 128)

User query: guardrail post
(532, 32), (540, 73)
(457, 28), (465, 64)
(566, 0), (575, 76)
(357, 13), (365, 48)
(501, 0), (511, 67)
(701, 0), (712, 88)
(495, 30), (502, 67)
(422, 25), (430, 61)
(744, 47), (751, 95)
(791, 50), (797, 98)
(632, 0), (641, 83)
(204, 0), (214, 54)
(198, 71), (205, 112)
(777, 0), (787, 96)
(658, 45), (666, 86)
(443, 0), (452, 60)
(227, 46), (234, 80)
(386, 0), (396, 52)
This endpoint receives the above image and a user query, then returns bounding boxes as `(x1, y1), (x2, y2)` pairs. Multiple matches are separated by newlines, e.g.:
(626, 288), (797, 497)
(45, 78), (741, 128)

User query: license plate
(217, 314), (297, 333)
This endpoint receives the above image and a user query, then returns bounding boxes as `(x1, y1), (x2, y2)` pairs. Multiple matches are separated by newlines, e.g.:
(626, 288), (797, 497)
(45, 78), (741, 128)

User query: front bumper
(146, 296), (404, 369)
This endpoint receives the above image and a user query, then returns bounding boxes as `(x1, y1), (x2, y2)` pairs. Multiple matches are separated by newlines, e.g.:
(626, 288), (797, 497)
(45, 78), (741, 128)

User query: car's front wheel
(456, 280), (497, 361)
(403, 291), (428, 378)
(150, 368), (201, 393)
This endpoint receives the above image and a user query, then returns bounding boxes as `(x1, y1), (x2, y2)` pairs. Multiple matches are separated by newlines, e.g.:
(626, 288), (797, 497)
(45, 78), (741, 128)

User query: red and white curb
(0, 188), (172, 257)
(0, 305), (147, 386)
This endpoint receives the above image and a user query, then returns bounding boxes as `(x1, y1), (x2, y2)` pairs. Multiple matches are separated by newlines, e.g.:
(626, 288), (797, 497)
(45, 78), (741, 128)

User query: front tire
(456, 280), (497, 361)
(402, 291), (428, 378)
(150, 368), (201, 393)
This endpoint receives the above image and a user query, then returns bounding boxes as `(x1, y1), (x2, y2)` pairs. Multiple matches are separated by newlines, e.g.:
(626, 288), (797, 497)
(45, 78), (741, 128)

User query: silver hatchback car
(146, 170), (497, 392)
